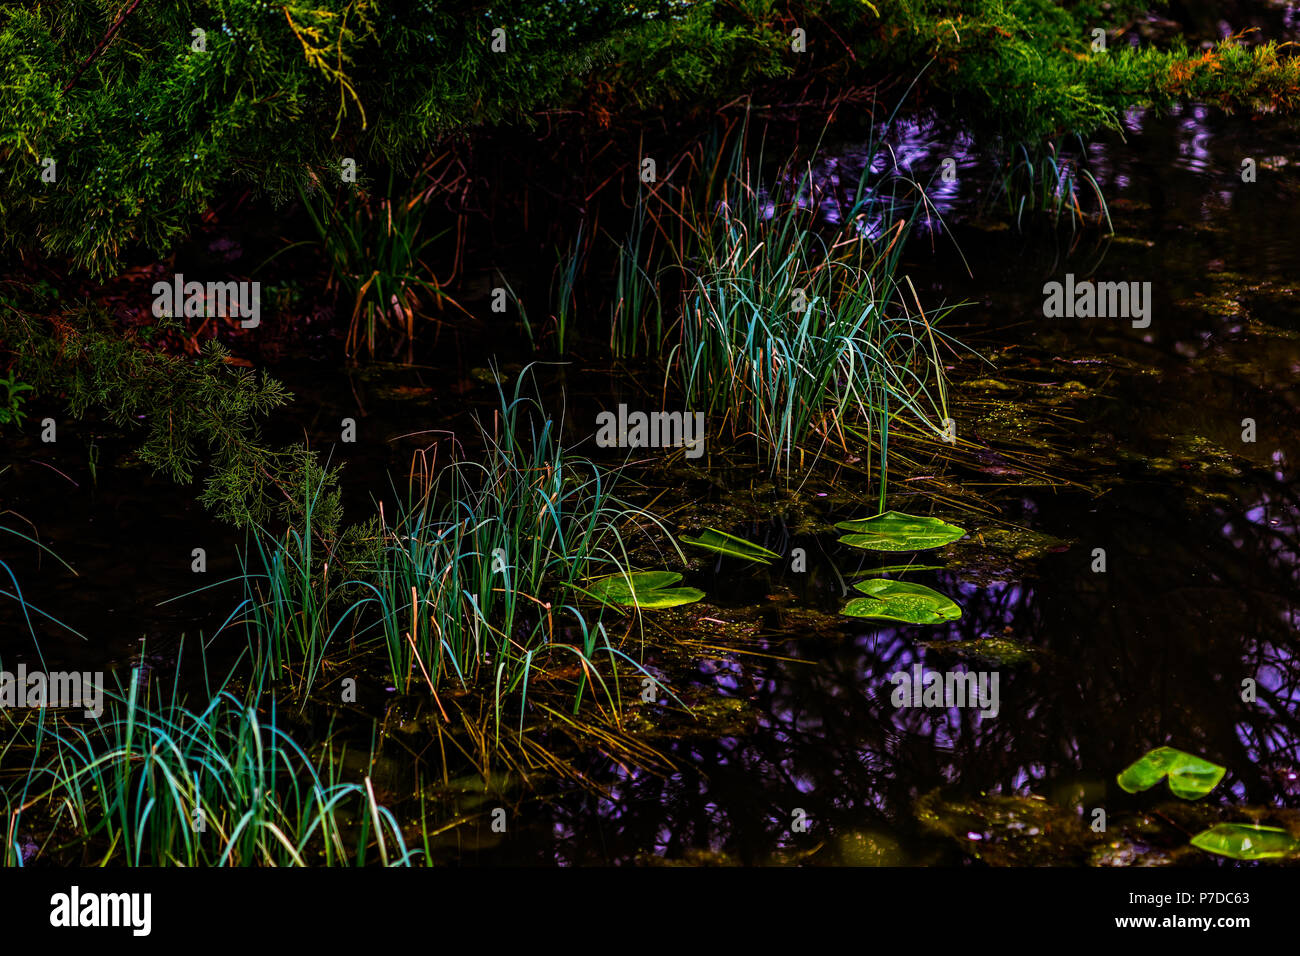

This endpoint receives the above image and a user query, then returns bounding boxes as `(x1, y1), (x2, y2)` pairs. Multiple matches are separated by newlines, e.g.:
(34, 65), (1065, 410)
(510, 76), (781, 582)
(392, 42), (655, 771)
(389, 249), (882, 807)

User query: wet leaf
(849, 564), (945, 576)
(1189, 824), (1298, 860)
(836, 511), (967, 551)
(679, 528), (780, 563)
(840, 578), (962, 624)
(583, 571), (704, 609)
(1117, 747), (1226, 799)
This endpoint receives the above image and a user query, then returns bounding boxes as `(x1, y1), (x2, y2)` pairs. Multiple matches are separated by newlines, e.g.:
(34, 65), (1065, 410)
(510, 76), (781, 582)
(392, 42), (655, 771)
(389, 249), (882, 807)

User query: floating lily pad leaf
(835, 511), (967, 552)
(1116, 747), (1226, 799)
(583, 571), (704, 609)
(840, 579), (962, 624)
(679, 528), (780, 563)
(1190, 824), (1299, 860)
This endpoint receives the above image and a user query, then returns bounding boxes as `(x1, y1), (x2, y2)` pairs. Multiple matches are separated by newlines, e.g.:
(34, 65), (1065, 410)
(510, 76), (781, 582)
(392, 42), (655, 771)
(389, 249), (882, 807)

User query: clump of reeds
(612, 123), (961, 486)
(273, 162), (464, 361)
(5, 651), (412, 866)
(220, 368), (672, 725)
(993, 138), (1112, 234)
(354, 366), (675, 724)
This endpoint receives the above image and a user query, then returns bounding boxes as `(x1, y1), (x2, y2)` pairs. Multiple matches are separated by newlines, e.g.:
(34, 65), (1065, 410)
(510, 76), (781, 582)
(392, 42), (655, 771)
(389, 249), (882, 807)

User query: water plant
(612, 124), (961, 482)
(236, 503), (359, 699)
(991, 139), (1113, 234)
(278, 168), (459, 360)
(547, 222), (586, 356)
(836, 511), (967, 624)
(840, 578), (962, 624)
(609, 198), (663, 359)
(1116, 746), (1227, 800)
(679, 528), (779, 564)
(351, 367), (681, 717)
(1189, 824), (1299, 861)
(0, 472), (85, 664)
(582, 570), (704, 609)
(836, 511), (968, 552)
(5, 651), (413, 867)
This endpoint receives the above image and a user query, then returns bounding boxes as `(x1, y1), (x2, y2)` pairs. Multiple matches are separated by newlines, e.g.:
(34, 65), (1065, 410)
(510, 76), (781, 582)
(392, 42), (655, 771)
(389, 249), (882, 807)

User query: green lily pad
(836, 511), (967, 552)
(1190, 824), (1299, 860)
(679, 528), (780, 563)
(583, 571), (704, 609)
(840, 578), (962, 624)
(1116, 747), (1226, 799)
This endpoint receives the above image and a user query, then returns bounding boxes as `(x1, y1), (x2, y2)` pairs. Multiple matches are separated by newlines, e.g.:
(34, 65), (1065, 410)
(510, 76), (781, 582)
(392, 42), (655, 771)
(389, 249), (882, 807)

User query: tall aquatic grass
(517, 225), (589, 355)
(677, 178), (956, 479)
(993, 139), (1113, 234)
(236, 512), (359, 698)
(199, 370), (673, 724)
(354, 367), (675, 722)
(5, 652), (412, 866)
(549, 222), (586, 356)
(0, 468), (86, 666)
(163, 453), (357, 699)
(269, 168), (461, 360)
(609, 199), (663, 359)
(612, 124), (960, 486)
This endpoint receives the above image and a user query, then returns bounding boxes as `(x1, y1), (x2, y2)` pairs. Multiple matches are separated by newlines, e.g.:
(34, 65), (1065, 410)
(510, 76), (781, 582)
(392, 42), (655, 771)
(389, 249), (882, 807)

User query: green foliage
(547, 222), (586, 355)
(348, 367), (678, 715)
(835, 511), (967, 551)
(7, 656), (413, 866)
(679, 528), (779, 563)
(1116, 746), (1227, 800)
(1189, 824), (1299, 861)
(840, 577), (962, 624)
(582, 570), (705, 609)
(0, 369), (32, 426)
(0, 304), (337, 535)
(8, 0), (1297, 278)
(275, 169), (454, 359)
(618, 123), (958, 476)
(0, 0), (691, 277)
(236, 463), (359, 696)
(0, 473), (86, 663)
(990, 139), (1112, 234)
(855, 0), (1300, 142)
(608, 197), (663, 359)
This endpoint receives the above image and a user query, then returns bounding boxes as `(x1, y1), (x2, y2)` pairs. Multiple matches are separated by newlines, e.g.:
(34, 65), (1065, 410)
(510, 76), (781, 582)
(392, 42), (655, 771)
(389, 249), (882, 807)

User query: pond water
(4, 103), (1299, 865)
